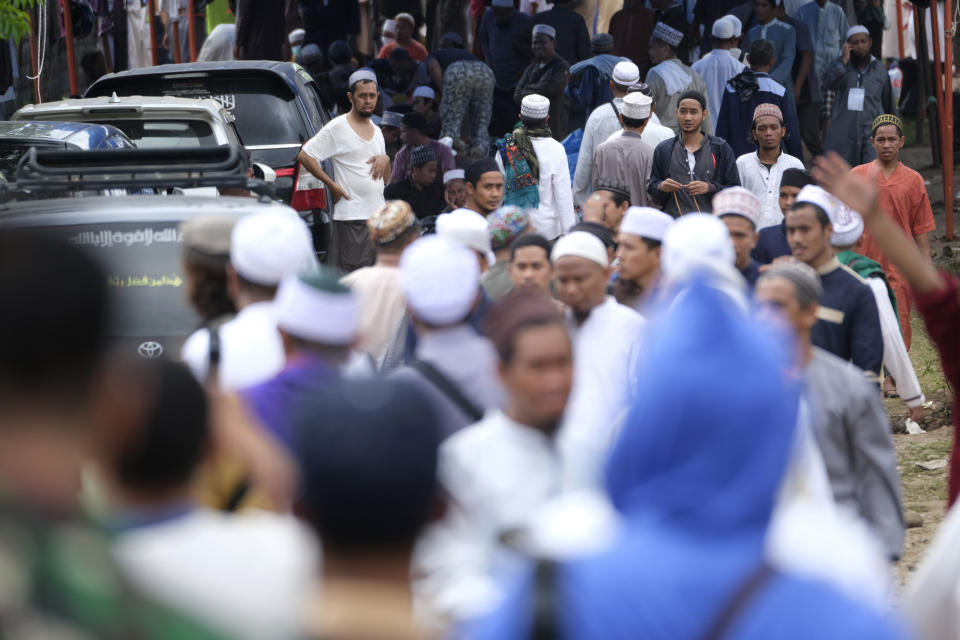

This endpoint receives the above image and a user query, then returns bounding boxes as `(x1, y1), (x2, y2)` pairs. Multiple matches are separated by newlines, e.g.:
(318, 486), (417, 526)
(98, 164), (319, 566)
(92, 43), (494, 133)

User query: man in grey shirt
(755, 261), (904, 560)
(390, 234), (505, 436)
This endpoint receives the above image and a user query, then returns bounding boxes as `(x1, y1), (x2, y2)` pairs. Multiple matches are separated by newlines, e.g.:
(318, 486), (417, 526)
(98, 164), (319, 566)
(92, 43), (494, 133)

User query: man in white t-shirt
(298, 68), (392, 273)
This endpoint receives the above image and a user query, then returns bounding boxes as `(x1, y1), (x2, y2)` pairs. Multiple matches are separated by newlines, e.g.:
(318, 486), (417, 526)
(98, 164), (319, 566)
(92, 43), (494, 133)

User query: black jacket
(647, 133), (740, 217)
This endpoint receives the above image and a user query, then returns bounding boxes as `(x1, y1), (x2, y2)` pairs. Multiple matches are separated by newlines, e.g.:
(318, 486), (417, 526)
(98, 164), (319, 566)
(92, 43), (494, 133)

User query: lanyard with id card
(848, 87), (865, 111)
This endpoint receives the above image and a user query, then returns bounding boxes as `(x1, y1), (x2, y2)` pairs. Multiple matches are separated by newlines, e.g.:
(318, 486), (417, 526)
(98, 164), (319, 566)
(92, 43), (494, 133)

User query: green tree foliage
(0, 0), (42, 41)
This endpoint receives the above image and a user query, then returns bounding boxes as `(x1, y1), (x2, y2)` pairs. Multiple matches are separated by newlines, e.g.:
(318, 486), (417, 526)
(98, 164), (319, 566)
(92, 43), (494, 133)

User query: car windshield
(0, 141), (62, 181)
(89, 119), (217, 149)
(52, 221), (198, 338)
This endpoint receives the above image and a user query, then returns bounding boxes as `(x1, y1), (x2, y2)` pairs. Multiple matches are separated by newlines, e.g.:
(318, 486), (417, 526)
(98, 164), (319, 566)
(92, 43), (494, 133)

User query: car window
(99, 134), (134, 149)
(55, 221), (198, 338)
(93, 120), (217, 149)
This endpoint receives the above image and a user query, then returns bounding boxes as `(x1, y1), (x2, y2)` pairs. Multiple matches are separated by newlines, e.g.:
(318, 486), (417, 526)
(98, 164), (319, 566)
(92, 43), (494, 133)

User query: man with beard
(514, 25), (571, 140)
(299, 69), (391, 272)
(822, 26), (892, 167)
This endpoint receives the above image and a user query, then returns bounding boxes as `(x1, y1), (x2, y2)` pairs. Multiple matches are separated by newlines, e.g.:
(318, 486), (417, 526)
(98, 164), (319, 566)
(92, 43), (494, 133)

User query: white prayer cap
(612, 61), (641, 86)
(551, 231), (609, 268)
(288, 28), (305, 45)
(726, 15), (742, 37)
(620, 92), (652, 120)
(532, 24), (557, 39)
(712, 16), (735, 40)
(400, 235), (480, 325)
(413, 85), (436, 101)
(348, 68), (378, 87)
(653, 22), (684, 48)
(274, 267), (358, 345)
(662, 213), (734, 276)
(382, 18), (397, 34)
(394, 12), (415, 27)
(437, 209), (495, 266)
(713, 186), (760, 229)
(230, 210), (315, 286)
(619, 207), (674, 241)
(520, 94), (551, 120)
(830, 205), (864, 247)
(795, 185), (838, 221)
(443, 168), (465, 184)
(847, 25), (870, 40)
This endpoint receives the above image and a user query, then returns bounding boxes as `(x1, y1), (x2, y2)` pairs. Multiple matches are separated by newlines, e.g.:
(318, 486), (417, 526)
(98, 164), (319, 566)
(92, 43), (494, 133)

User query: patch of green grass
(909, 313), (948, 395)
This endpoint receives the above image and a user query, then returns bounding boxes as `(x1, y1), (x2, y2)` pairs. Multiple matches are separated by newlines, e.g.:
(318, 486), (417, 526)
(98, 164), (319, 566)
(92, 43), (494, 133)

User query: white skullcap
(620, 92), (652, 120)
(382, 18), (397, 34)
(400, 235), (480, 325)
(726, 15), (742, 37)
(612, 61), (641, 86)
(532, 24), (557, 39)
(712, 16), (735, 40)
(521, 94), (551, 120)
(653, 22), (684, 47)
(795, 185), (838, 221)
(713, 186), (760, 229)
(830, 205), (864, 247)
(394, 12), (415, 26)
(288, 28), (305, 45)
(230, 211), (315, 286)
(413, 85), (436, 100)
(551, 231), (609, 268)
(348, 68), (377, 87)
(847, 25), (870, 40)
(437, 209), (495, 266)
(274, 269), (358, 345)
(443, 168), (465, 184)
(619, 206), (674, 241)
(662, 213), (734, 276)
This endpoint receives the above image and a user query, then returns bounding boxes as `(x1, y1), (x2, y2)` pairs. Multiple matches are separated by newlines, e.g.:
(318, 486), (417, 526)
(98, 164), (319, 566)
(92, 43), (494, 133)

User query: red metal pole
(945, 0), (955, 241)
(29, 7), (40, 103)
(148, 0), (159, 66)
(896, 0), (905, 59)
(58, 0), (79, 96)
(172, 19), (182, 63)
(188, 0), (198, 62)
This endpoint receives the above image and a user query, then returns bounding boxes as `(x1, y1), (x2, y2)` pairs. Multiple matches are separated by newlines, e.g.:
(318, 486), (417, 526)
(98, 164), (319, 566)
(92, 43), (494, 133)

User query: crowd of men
(10, 0), (960, 639)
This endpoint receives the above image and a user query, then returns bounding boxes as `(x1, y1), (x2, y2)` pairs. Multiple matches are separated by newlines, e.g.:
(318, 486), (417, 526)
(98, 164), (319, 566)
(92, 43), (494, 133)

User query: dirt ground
(886, 145), (957, 586)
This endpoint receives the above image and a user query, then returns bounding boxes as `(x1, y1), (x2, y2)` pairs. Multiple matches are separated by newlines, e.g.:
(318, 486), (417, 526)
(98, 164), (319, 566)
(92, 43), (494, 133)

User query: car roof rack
(0, 144), (275, 201)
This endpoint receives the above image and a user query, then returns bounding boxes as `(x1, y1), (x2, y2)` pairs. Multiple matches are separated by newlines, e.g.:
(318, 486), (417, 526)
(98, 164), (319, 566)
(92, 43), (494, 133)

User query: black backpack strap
(411, 358), (484, 422)
(702, 563), (777, 640)
(529, 558), (559, 640)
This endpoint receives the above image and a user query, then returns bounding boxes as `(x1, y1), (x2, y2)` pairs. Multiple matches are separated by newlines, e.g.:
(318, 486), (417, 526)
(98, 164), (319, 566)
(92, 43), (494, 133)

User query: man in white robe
(646, 21), (711, 133)
(691, 16), (745, 131)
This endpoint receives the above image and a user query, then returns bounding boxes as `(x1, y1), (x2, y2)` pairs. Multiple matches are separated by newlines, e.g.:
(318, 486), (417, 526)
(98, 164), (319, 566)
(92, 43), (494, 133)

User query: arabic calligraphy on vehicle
(108, 274), (184, 288)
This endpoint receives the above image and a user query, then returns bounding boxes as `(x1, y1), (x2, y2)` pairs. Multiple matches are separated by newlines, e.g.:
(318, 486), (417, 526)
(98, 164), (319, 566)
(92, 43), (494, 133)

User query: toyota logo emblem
(137, 341), (163, 359)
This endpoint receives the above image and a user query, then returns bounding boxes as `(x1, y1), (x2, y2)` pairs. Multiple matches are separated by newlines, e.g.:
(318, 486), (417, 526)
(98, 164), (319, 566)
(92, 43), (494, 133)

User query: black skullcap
(410, 144), (437, 168)
(440, 32), (464, 48)
(678, 90), (707, 110)
(571, 221), (615, 249)
(328, 40), (352, 63)
(465, 158), (502, 186)
(295, 377), (441, 549)
(780, 168), (814, 190)
(402, 111), (428, 133)
(627, 82), (651, 96)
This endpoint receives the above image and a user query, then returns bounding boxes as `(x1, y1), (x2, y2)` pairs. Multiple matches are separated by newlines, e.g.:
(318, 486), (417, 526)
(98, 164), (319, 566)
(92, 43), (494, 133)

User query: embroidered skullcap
(619, 207), (674, 241)
(521, 94), (551, 119)
(487, 206), (531, 251)
(394, 12), (415, 27)
(847, 25), (870, 40)
(382, 18), (397, 35)
(368, 200), (418, 244)
(779, 168), (813, 190)
(410, 145), (437, 168)
(752, 102), (783, 123)
(727, 15), (742, 37)
(712, 16), (735, 40)
(612, 61), (641, 86)
(443, 169), (465, 184)
(231, 210), (315, 286)
(274, 266), (357, 345)
(678, 90), (707, 110)
(551, 231), (609, 268)
(592, 33), (614, 53)
(532, 24), (557, 39)
(830, 205), (864, 247)
(872, 113), (903, 134)
(348, 68), (377, 87)
(437, 209), (496, 266)
(713, 187), (760, 229)
(795, 185), (838, 221)
(621, 92), (652, 119)
(413, 85), (436, 101)
(400, 235), (480, 324)
(381, 110), (403, 128)
(653, 22), (684, 47)
(593, 176), (630, 201)
(627, 82), (651, 96)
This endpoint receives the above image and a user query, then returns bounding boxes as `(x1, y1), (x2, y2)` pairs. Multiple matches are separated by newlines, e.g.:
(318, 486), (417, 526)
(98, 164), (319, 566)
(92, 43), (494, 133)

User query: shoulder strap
(411, 358), (484, 422)
(529, 558), (559, 640)
(702, 563), (777, 640)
